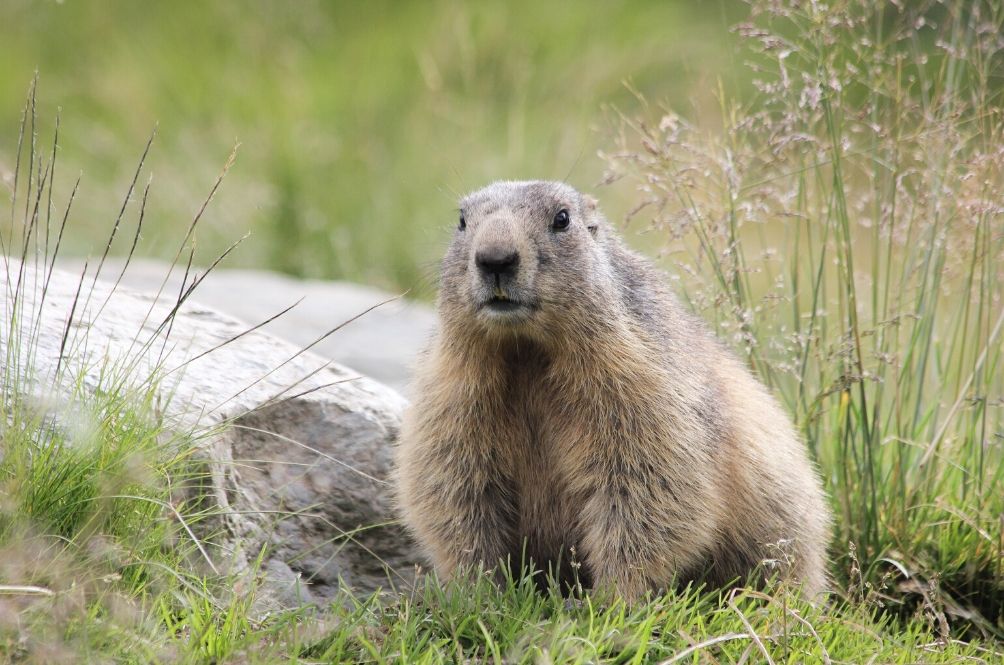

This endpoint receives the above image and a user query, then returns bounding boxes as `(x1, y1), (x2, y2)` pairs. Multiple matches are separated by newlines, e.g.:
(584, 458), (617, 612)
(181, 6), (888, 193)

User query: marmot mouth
(483, 297), (525, 313)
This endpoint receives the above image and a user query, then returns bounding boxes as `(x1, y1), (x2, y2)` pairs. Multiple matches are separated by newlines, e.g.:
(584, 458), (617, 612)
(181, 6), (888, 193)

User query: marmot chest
(502, 363), (583, 561)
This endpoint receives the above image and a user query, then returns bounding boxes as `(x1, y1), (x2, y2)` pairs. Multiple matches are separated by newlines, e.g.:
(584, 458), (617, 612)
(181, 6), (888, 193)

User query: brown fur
(395, 181), (830, 600)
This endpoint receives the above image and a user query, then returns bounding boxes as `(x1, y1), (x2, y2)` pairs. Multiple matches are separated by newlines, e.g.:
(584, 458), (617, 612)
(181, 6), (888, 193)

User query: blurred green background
(0, 0), (744, 296)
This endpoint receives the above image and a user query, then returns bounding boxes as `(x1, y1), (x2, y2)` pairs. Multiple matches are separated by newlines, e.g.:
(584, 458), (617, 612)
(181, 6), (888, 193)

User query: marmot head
(438, 180), (613, 342)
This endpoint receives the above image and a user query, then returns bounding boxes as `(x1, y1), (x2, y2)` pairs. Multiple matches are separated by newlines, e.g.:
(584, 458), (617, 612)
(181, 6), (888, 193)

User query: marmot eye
(458, 213), (466, 231)
(552, 209), (571, 231)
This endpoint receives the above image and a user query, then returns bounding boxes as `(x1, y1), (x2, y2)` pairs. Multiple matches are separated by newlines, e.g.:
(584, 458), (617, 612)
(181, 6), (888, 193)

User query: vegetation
(604, 0), (1004, 637)
(0, 0), (746, 295)
(1, 0), (1003, 662)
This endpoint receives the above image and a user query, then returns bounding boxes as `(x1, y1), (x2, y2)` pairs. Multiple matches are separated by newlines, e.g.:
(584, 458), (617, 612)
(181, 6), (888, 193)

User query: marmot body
(395, 181), (830, 599)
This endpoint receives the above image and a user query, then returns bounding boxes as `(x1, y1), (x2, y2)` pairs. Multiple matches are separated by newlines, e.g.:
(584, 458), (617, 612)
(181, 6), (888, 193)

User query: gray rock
(61, 258), (436, 393)
(1, 259), (421, 610)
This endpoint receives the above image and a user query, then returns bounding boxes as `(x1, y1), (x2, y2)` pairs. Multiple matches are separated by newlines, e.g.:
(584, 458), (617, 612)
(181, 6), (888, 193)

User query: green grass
(2, 0), (1004, 662)
(219, 574), (1002, 663)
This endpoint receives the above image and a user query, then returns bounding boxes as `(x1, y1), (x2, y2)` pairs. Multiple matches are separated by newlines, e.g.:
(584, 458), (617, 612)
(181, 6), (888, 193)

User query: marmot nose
(475, 247), (520, 277)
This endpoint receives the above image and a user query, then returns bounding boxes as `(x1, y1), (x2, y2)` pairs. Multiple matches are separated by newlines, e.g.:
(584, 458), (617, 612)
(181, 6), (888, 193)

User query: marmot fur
(395, 180), (830, 600)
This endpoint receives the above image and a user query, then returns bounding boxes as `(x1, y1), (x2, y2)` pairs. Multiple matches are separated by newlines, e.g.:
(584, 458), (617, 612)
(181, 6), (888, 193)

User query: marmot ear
(582, 195), (600, 237)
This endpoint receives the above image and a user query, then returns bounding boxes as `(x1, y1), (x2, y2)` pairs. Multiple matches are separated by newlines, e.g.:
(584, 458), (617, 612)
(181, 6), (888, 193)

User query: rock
(1, 258), (421, 609)
(60, 258), (437, 394)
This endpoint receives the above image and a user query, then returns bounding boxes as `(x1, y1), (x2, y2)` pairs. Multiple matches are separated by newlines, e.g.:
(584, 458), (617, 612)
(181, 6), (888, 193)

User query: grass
(604, 0), (1004, 638)
(216, 575), (1001, 663)
(1, 0), (1003, 662)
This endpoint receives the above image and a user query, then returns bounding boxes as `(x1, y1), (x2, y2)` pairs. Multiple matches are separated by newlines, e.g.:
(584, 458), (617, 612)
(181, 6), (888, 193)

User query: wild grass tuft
(0, 80), (249, 663)
(604, 0), (1004, 636)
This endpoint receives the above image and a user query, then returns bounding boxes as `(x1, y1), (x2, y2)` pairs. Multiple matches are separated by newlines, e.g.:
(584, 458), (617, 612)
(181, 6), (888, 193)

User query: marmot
(395, 181), (830, 600)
